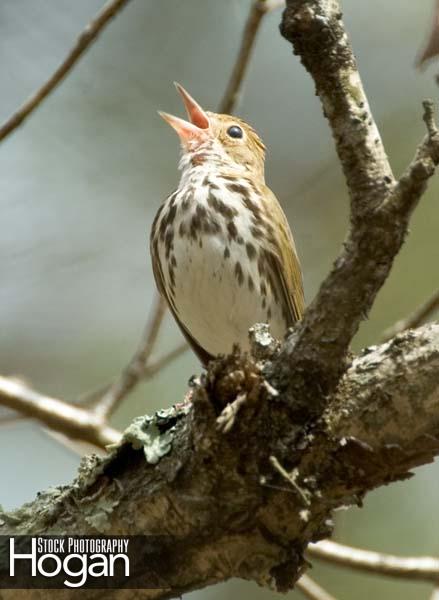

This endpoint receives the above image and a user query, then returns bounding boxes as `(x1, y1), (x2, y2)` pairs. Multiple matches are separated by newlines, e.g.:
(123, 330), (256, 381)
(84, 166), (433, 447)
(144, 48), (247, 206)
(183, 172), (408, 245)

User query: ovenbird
(150, 84), (304, 366)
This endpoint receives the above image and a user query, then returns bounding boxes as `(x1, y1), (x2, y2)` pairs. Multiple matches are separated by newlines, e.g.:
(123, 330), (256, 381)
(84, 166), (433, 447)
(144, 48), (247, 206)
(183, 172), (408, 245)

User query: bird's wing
(150, 230), (213, 367)
(263, 186), (305, 325)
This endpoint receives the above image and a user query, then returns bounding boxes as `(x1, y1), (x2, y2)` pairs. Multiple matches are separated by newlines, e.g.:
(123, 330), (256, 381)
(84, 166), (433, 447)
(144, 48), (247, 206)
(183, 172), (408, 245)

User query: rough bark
(1, 324), (438, 599)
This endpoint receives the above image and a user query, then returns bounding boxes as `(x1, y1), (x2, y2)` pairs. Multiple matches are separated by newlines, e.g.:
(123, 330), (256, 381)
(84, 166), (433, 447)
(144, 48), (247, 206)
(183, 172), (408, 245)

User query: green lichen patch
(117, 405), (191, 465)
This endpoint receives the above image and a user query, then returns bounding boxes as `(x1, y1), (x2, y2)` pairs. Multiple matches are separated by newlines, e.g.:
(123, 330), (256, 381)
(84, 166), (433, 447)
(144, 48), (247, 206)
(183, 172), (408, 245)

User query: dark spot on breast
(248, 275), (254, 292)
(258, 255), (266, 277)
(260, 281), (267, 297)
(151, 203), (165, 240)
(165, 229), (174, 259)
(251, 226), (263, 239)
(267, 307), (272, 321)
(190, 214), (200, 240)
(179, 221), (187, 237)
(234, 261), (244, 286)
(243, 196), (261, 219)
(196, 204), (207, 219)
(227, 183), (250, 198)
(166, 203), (177, 227)
(246, 242), (256, 260)
(207, 193), (237, 219)
(227, 220), (238, 241)
(204, 217), (221, 235)
(171, 254), (177, 268)
(191, 153), (208, 166)
(168, 264), (176, 289)
(236, 235), (244, 245)
(224, 246), (230, 259)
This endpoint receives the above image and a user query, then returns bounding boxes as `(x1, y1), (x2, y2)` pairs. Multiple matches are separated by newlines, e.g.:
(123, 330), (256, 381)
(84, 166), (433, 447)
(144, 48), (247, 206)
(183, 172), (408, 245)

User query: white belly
(155, 174), (288, 358)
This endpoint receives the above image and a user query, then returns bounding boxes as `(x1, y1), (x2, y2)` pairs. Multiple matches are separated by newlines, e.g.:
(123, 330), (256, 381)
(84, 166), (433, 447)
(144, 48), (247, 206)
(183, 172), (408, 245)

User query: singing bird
(150, 84), (304, 366)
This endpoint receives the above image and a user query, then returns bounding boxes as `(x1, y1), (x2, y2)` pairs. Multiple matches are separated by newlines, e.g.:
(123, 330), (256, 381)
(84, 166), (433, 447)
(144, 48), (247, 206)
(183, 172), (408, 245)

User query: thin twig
(416, 0), (439, 69)
(0, 376), (121, 449)
(141, 341), (189, 377)
(308, 540), (439, 584)
(381, 288), (439, 342)
(296, 574), (338, 600)
(218, 0), (271, 114)
(75, 340), (189, 410)
(0, 0), (132, 142)
(270, 455), (311, 505)
(94, 294), (167, 419)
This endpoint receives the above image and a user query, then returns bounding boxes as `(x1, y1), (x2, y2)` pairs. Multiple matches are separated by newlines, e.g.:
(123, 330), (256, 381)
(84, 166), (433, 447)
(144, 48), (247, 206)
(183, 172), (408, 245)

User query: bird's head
(159, 83), (266, 178)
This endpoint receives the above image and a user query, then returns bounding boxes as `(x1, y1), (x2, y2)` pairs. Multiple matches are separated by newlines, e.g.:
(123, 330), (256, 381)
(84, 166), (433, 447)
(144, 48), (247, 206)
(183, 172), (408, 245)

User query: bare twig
(381, 287), (439, 342)
(74, 340), (189, 410)
(141, 341), (188, 377)
(0, 376), (121, 449)
(296, 574), (338, 600)
(388, 100), (439, 215)
(270, 455), (311, 505)
(308, 540), (439, 584)
(94, 294), (167, 419)
(219, 0), (272, 114)
(417, 0), (439, 69)
(0, 0), (132, 142)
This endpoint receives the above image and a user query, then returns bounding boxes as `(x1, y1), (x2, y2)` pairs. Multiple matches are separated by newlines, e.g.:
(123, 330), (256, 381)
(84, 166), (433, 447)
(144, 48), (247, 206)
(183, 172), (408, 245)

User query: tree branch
(219, 0), (273, 114)
(0, 0), (132, 142)
(1, 324), (438, 598)
(94, 295), (167, 419)
(273, 1), (439, 418)
(0, 376), (120, 449)
(296, 574), (338, 600)
(381, 287), (439, 342)
(308, 540), (439, 584)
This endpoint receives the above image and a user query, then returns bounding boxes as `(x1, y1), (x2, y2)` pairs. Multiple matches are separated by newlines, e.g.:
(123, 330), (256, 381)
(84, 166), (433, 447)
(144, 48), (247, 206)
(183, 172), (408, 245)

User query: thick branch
(274, 1), (439, 413)
(1, 325), (438, 599)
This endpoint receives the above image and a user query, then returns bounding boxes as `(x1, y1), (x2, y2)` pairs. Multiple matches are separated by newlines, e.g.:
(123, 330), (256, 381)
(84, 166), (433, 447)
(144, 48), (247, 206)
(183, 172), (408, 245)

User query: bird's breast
(152, 170), (289, 357)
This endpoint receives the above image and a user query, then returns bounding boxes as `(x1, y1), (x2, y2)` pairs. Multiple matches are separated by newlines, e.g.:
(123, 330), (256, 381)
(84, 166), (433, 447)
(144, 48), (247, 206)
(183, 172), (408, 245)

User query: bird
(150, 83), (304, 367)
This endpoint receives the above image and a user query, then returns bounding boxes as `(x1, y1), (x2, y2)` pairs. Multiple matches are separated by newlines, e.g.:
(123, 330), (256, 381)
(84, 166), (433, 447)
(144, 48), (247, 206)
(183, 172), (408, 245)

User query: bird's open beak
(159, 83), (211, 147)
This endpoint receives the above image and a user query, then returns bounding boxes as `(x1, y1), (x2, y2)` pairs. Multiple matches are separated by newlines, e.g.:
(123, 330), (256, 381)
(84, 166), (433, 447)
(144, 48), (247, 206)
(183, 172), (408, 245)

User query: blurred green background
(0, 1), (438, 598)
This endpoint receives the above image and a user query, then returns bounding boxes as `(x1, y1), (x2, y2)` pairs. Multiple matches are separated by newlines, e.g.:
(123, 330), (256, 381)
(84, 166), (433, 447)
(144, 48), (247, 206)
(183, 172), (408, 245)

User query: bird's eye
(227, 125), (243, 139)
